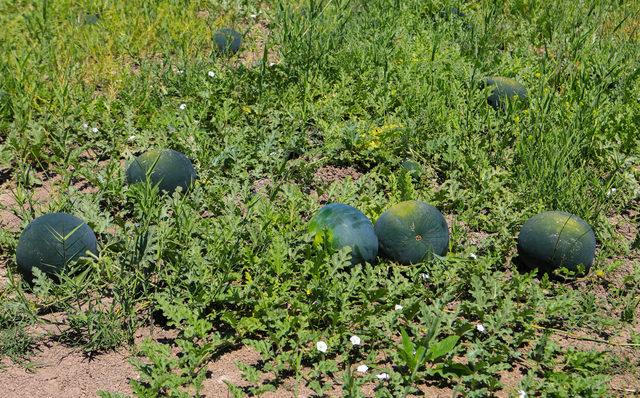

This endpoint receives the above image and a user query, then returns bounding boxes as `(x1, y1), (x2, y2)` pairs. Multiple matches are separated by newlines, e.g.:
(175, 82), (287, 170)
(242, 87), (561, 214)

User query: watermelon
(483, 76), (528, 110)
(213, 28), (242, 55)
(517, 211), (596, 275)
(308, 203), (378, 265)
(16, 213), (97, 280)
(126, 149), (197, 194)
(374, 200), (449, 264)
(400, 159), (422, 179)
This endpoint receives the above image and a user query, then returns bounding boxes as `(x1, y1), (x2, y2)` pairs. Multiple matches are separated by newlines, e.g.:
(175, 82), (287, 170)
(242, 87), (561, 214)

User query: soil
(313, 166), (362, 186)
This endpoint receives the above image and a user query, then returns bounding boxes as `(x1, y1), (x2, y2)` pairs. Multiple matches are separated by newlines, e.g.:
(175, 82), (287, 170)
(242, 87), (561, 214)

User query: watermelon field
(1, 0), (639, 397)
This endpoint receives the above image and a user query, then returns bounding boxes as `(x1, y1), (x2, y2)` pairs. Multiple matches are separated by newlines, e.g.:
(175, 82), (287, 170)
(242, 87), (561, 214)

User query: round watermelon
(16, 213), (97, 280)
(400, 159), (422, 179)
(213, 28), (242, 55)
(374, 200), (449, 264)
(517, 211), (596, 274)
(126, 149), (197, 194)
(483, 76), (528, 110)
(308, 203), (378, 265)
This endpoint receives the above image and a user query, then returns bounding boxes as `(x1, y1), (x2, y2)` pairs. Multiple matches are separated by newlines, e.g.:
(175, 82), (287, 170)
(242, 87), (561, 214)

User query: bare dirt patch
(313, 165), (362, 186)
(0, 342), (135, 398)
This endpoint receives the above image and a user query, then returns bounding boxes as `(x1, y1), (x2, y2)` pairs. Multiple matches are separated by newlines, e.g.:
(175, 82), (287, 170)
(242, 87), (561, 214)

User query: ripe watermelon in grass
(214, 28), (242, 55)
(517, 211), (596, 275)
(16, 213), (97, 280)
(483, 76), (528, 110)
(309, 203), (378, 265)
(126, 149), (197, 194)
(374, 200), (449, 264)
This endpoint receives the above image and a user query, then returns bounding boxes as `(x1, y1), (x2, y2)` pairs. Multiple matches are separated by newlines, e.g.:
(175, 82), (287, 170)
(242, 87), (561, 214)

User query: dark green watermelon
(126, 149), (197, 194)
(400, 159), (422, 179)
(374, 200), (449, 264)
(483, 76), (528, 110)
(16, 213), (97, 280)
(517, 211), (596, 274)
(308, 203), (378, 265)
(213, 28), (242, 55)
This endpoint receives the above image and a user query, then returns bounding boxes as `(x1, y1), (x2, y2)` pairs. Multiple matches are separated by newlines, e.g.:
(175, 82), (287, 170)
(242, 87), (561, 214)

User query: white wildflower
(476, 323), (486, 333)
(179, 103), (187, 110)
(316, 341), (327, 353)
(207, 71), (215, 78)
(127, 135), (136, 142)
(518, 390), (527, 398)
(469, 253), (478, 260)
(82, 123), (89, 129)
(420, 272), (429, 280)
(250, 14), (257, 19)
(376, 373), (390, 380)
(350, 335), (361, 346)
(269, 62), (276, 67)
(356, 364), (368, 373)
(607, 188), (617, 197)
(91, 127), (98, 133)
(394, 304), (403, 311)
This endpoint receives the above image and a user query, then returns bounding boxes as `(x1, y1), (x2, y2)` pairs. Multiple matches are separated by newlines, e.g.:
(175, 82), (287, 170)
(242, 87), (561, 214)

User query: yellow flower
(595, 269), (605, 278)
(514, 115), (520, 124)
(367, 140), (381, 149)
(535, 72), (541, 78)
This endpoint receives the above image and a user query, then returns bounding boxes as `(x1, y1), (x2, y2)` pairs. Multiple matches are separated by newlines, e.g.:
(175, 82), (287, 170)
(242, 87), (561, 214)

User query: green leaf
(426, 335), (459, 361)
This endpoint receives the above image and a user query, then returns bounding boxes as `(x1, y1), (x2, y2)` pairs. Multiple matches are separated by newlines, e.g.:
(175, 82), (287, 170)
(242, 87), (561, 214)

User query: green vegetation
(0, 0), (638, 397)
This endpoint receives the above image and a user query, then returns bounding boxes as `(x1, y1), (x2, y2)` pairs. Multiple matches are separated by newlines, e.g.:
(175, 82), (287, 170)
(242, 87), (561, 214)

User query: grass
(0, 0), (639, 396)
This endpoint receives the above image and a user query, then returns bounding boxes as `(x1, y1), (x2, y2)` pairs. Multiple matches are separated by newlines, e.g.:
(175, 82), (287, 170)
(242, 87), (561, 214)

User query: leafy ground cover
(0, 0), (639, 397)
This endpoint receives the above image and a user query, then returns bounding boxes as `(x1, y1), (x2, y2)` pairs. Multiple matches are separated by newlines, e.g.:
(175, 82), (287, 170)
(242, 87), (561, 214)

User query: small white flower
(476, 323), (486, 333)
(127, 135), (136, 142)
(207, 71), (215, 78)
(350, 335), (361, 346)
(518, 390), (527, 398)
(420, 272), (429, 280)
(316, 341), (328, 353)
(91, 127), (98, 133)
(179, 103), (187, 110)
(250, 13), (257, 19)
(176, 69), (183, 74)
(356, 364), (368, 373)
(269, 62), (276, 67)
(469, 253), (478, 260)
(394, 304), (403, 311)
(376, 373), (390, 380)
(82, 123), (89, 129)
(607, 188), (617, 197)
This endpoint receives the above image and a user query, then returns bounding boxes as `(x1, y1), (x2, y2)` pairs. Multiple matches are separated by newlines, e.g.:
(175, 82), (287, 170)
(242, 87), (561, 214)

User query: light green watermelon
(16, 213), (97, 280)
(126, 149), (197, 194)
(308, 203), (378, 265)
(374, 200), (449, 264)
(517, 211), (596, 274)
